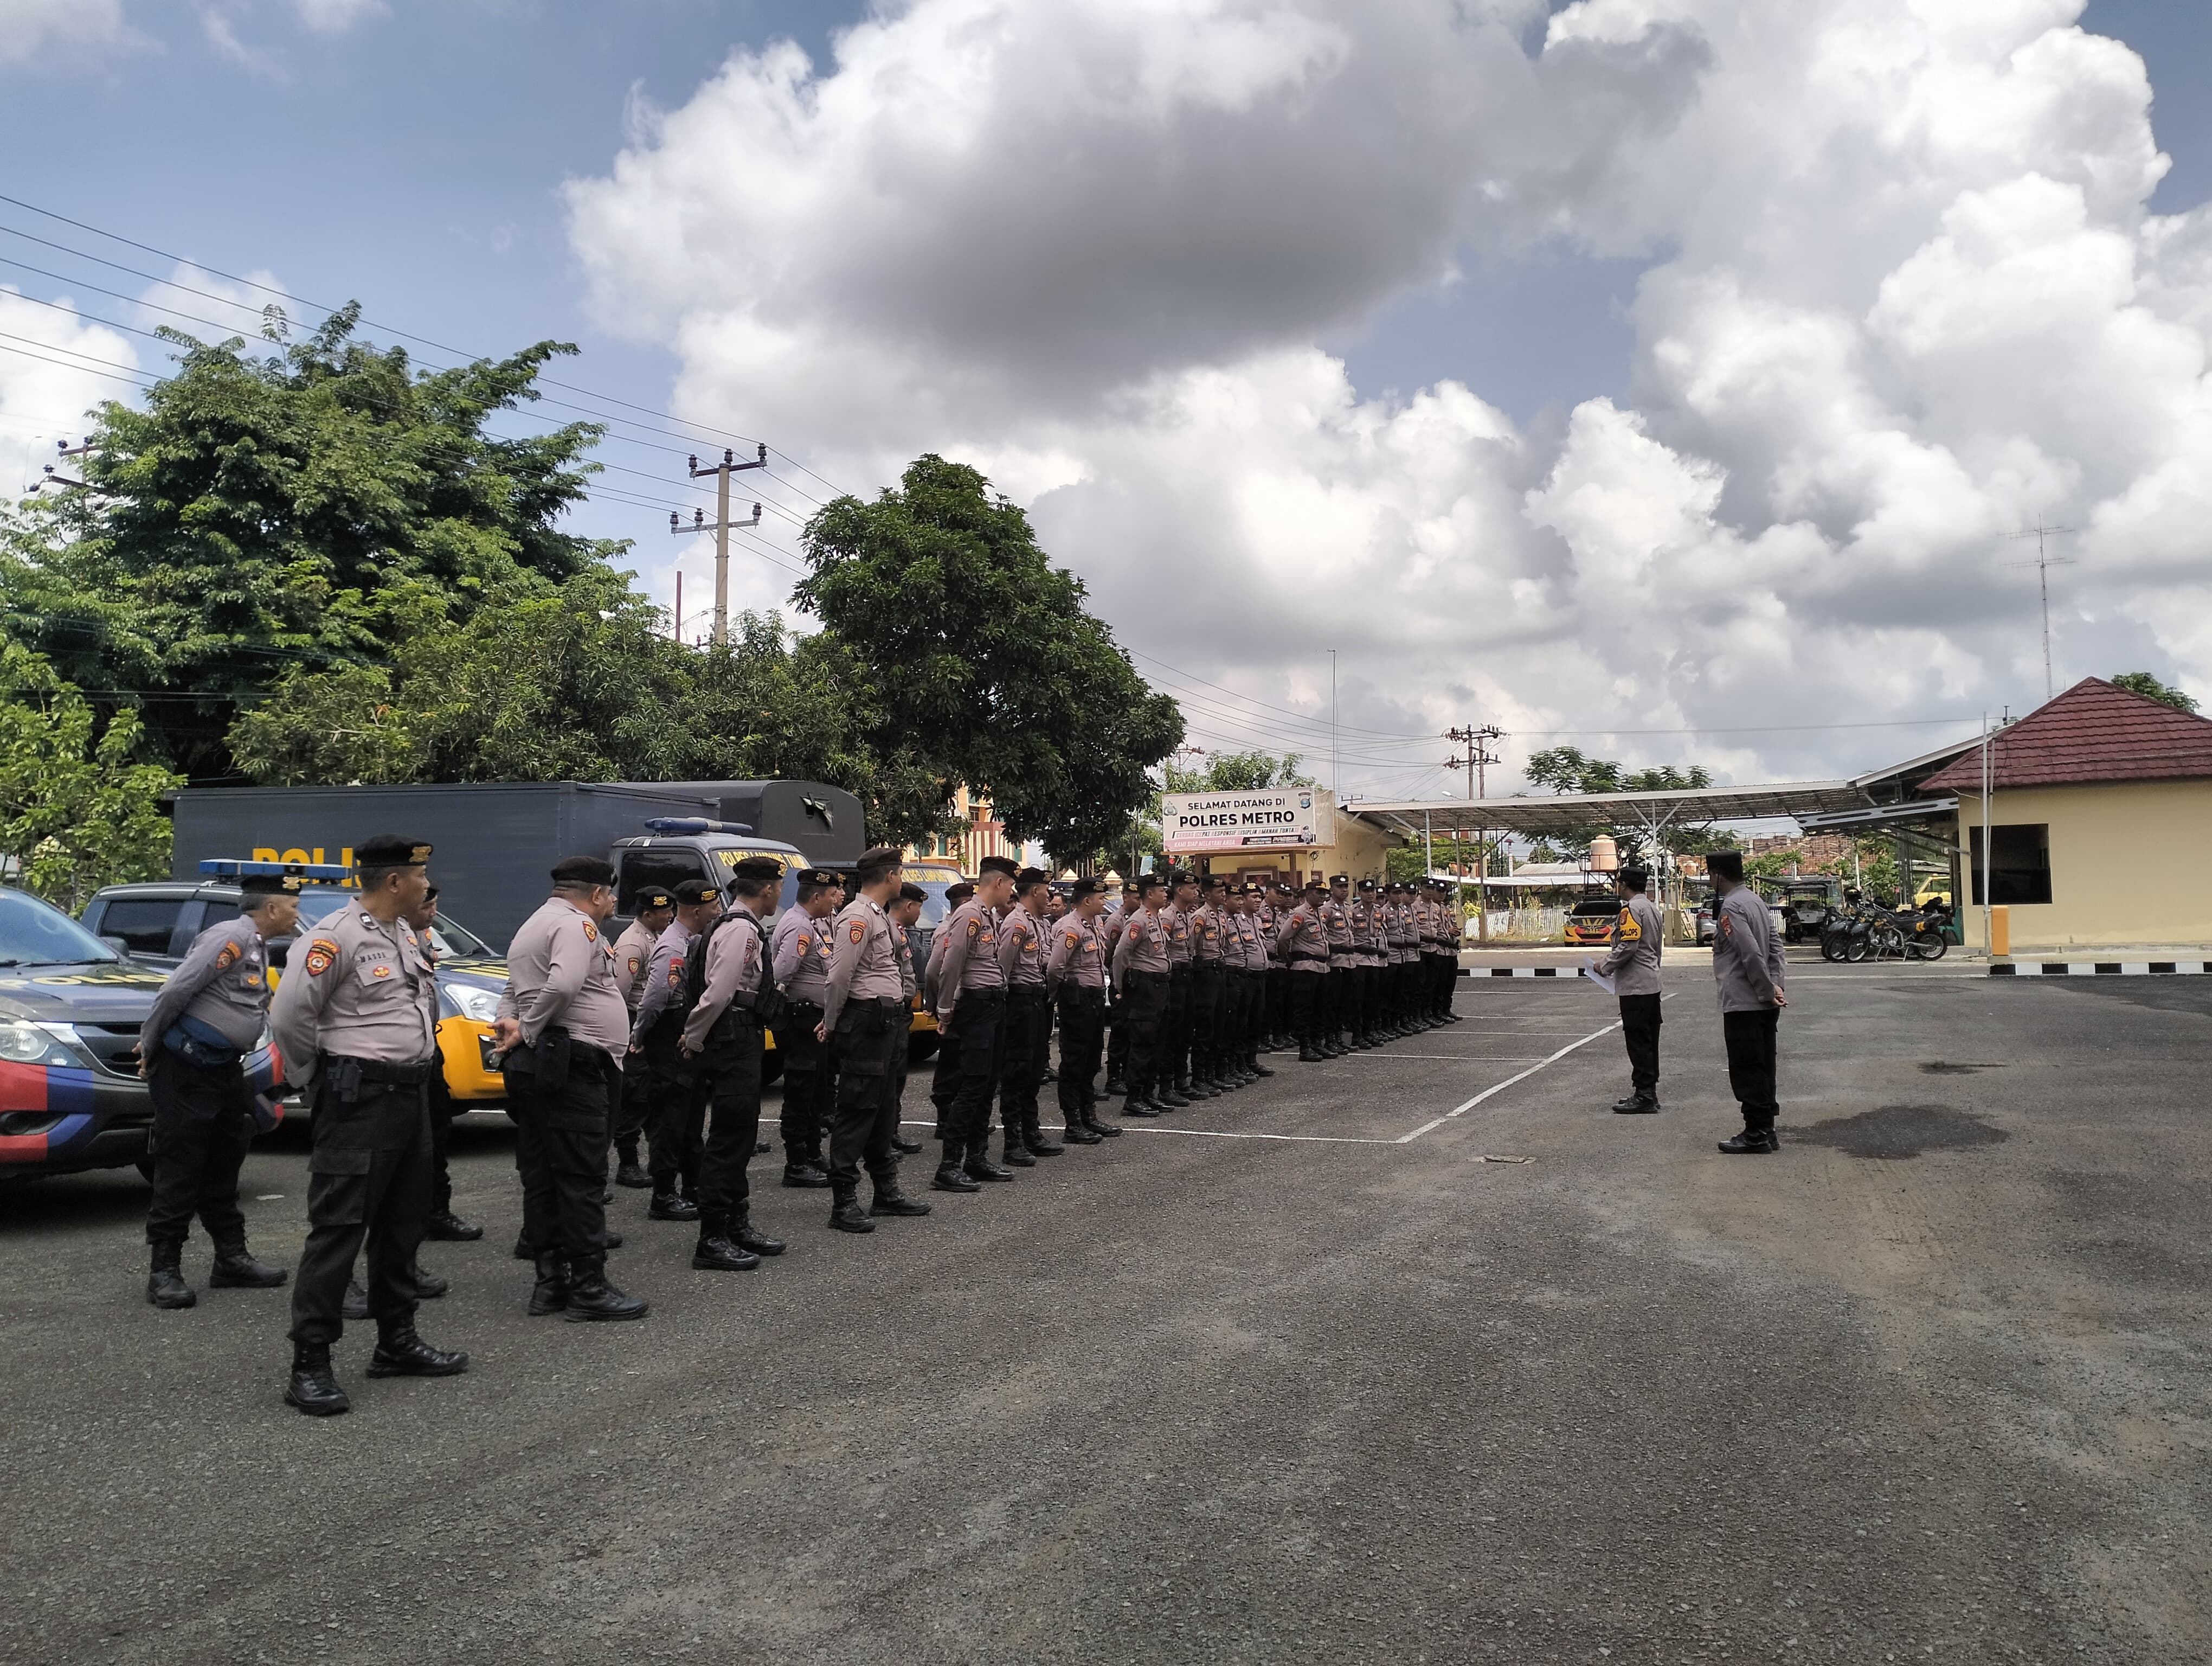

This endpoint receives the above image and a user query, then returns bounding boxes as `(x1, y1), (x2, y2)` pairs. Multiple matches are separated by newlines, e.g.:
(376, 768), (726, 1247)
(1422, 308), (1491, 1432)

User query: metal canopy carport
(1353, 780), (1868, 843)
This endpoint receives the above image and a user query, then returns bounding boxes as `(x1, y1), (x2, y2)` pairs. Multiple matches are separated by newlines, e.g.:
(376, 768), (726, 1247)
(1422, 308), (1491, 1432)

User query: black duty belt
(1007, 983), (1047, 1000)
(321, 1053), (435, 1085)
(1290, 953), (1330, 966)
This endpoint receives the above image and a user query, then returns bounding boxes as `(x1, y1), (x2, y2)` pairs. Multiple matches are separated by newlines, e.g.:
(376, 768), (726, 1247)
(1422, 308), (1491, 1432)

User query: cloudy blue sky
(3, 0), (2209, 803)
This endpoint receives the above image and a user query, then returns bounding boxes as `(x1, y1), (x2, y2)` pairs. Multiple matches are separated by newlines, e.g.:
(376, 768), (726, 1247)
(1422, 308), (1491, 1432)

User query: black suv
(0, 888), (276, 1183)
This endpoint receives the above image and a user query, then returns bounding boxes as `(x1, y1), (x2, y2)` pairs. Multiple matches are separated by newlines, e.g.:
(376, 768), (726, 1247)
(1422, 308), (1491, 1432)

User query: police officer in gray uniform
(1707, 850), (1787, 1153)
(888, 881), (928, 1154)
(633, 879), (722, 1220)
(609, 885), (676, 1188)
(496, 856), (649, 1323)
(819, 845), (935, 1231)
(994, 867), (1062, 1165)
(139, 868), (299, 1310)
(931, 854), (1021, 1188)
(682, 855), (792, 1268)
(1597, 865), (1667, 1114)
(270, 836), (465, 1416)
(1046, 877), (1116, 1143)
(771, 869), (843, 1189)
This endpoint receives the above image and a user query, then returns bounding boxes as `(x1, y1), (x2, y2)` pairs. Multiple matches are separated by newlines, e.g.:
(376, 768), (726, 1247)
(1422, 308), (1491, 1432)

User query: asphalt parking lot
(4, 962), (2209, 1665)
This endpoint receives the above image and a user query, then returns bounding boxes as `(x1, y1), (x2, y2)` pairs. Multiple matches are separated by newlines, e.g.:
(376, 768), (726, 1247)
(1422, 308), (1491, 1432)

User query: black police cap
(674, 879), (722, 905)
(856, 845), (903, 881)
(978, 855), (1019, 880)
(552, 855), (618, 888)
(1706, 850), (1744, 881)
(945, 881), (976, 905)
(356, 835), (432, 869)
(634, 886), (676, 912)
(1068, 877), (1100, 900)
(239, 869), (304, 898)
(1015, 866), (1051, 890)
(897, 882), (928, 904)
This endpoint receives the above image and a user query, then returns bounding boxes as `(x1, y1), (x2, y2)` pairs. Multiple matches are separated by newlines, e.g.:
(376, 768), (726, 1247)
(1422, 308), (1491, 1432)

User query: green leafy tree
(0, 645), (181, 911)
(798, 454), (1184, 865)
(2111, 671), (2200, 713)
(1164, 749), (1314, 794)
(1520, 747), (1717, 861)
(2, 307), (622, 780)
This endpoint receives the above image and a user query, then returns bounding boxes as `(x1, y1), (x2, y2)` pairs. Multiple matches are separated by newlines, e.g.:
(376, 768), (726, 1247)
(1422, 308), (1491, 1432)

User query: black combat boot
(565, 1263), (650, 1321)
(285, 1340), (349, 1416)
(1613, 1094), (1660, 1114)
(1000, 1123), (1037, 1167)
(146, 1240), (195, 1309)
(1718, 1127), (1779, 1155)
(1120, 1090), (1162, 1118)
(1247, 1055), (1274, 1079)
(731, 1211), (787, 1256)
(648, 1189), (700, 1221)
(209, 1238), (288, 1289)
(828, 1181), (876, 1233)
(512, 1229), (535, 1261)
(409, 1261), (448, 1299)
(890, 1130), (924, 1154)
(425, 1208), (484, 1240)
(1155, 1082), (1191, 1110)
(529, 1252), (570, 1315)
(1181, 1075), (1217, 1101)
(1101, 1077), (1127, 1098)
(870, 1175), (933, 1217)
(343, 1279), (370, 1321)
(614, 1144), (652, 1188)
(1023, 1112), (1064, 1157)
(781, 1160), (832, 1189)
(933, 1143), (981, 1191)
(693, 1212), (762, 1270)
(1298, 1037), (1324, 1062)
(368, 1321), (470, 1377)
(1059, 1110), (1102, 1146)
(964, 1141), (1015, 1182)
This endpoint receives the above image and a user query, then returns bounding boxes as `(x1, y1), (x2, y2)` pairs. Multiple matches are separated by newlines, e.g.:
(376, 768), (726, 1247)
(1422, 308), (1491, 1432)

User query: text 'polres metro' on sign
(1161, 790), (1337, 854)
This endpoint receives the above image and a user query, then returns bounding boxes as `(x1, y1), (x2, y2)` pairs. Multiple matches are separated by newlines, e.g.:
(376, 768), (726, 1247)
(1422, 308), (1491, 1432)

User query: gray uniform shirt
(933, 899), (1007, 1025)
(611, 918), (659, 1011)
(1047, 913), (1105, 993)
(631, 918), (696, 1045)
(682, 910), (771, 1053)
(1279, 904), (1329, 967)
(144, 917), (271, 1052)
(1111, 906), (1169, 981)
(896, 920), (918, 1001)
(1597, 893), (1666, 997)
(1190, 903), (1223, 964)
(269, 906), (438, 1087)
(772, 906), (835, 1007)
(1321, 897), (1352, 956)
(822, 895), (904, 1031)
(996, 902), (1049, 987)
(498, 898), (629, 1057)
(1713, 888), (1785, 1011)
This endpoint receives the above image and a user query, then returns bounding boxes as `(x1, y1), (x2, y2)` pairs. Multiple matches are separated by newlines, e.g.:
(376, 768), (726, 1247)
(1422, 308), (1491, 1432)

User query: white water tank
(1589, 835), (1619, 872)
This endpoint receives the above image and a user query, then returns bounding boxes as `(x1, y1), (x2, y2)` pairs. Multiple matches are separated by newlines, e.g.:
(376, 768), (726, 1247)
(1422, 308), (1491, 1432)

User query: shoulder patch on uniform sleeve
(214, 941), (241, 971)
(966, 918), (980, 938)
(668, 957), (685, 988)
(303, 939), (339, 977)
(583, 921), (597, 942)
(627, 955), (641, 975)
(1617, 909), (1642, 942)
(849, 920), (865, 944)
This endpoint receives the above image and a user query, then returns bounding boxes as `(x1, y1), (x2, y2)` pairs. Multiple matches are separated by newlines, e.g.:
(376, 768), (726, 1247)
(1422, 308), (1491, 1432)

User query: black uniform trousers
(1107, 992), (1130, 1084)
(1165, 962), (1193, 1084)
(828, 997), (906, 1187)
(1618, 993), (1662, 1095)
(773, 1002), (831, 1163)
(145, 1049), (254, 1248)
(1056, 985), (1105, 1115)
(290, 1062), (433, 1346)
(1289, 967), (1328, 1043)
(426, 1039), (458, 1215)
(1227, 970), (1257, 1063)
(693, 1011), (766, 1218)
(1327, 964), (1355, 1040)
(613, 1026), (652, 1162)
(504, 1035), (615, 1272)
(944, 986), (1007, 1150)
(930, 1024), (961, 1136)
(1266, 965), (1289, 1040)
(999, 985), (1050, 1129)
(1120, 968), (1169, 1094)
(641, 1011), (705, 1194)
(1722, 1008), (1780, 1131)
(1189, 962), (1223, 1079)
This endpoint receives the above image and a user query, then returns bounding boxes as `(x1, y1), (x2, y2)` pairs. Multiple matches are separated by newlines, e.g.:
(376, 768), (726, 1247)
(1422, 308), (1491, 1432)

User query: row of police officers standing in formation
(130, 838), (1468, 1414)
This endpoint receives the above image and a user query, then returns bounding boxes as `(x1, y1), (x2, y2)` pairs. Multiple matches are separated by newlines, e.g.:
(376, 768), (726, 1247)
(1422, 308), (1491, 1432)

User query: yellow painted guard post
(1989, 905), (2010, 958)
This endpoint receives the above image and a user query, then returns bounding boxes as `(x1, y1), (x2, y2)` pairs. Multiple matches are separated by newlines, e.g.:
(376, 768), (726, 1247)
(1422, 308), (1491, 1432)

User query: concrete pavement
(3, 966), (2208, 1663)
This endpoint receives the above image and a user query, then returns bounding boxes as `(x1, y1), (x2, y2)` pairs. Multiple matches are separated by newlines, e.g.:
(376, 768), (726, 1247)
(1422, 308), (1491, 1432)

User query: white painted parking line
(1395, 1008), (1652, 1144)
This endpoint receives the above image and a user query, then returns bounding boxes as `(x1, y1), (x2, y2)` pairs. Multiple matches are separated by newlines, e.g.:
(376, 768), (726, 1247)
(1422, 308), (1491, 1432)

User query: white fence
(1463, 907), (1568, 942)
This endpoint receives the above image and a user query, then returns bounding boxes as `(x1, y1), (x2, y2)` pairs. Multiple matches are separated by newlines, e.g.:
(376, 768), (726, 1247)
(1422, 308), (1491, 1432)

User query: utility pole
(1328, 649), (1339, 799)
(670, 443), (767, 646)
(2007, 522), (2076, 702)
(1443, 723), (1502, 945)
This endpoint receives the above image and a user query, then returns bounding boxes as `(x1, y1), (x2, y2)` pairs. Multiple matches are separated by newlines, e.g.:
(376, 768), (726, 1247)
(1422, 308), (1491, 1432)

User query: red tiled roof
(1922, 678), (2212, 792)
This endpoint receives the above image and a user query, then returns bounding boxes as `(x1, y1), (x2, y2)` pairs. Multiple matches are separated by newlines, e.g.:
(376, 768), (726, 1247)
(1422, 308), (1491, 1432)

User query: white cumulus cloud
(0, 291), (138, 495)
(567, 0), (2212, 797)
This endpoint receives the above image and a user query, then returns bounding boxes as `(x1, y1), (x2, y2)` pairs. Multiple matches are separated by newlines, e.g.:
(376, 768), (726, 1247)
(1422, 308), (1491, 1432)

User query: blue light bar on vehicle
(198, 858), (355, 882)
(641, 817), (755, 837)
